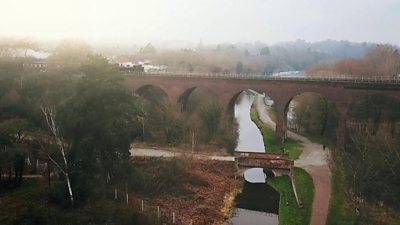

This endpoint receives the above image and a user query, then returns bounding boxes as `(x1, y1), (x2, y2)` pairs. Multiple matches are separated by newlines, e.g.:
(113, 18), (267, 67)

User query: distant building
(138, 60), (167, 73)
(117, 60), (167, 73)
(117, 62), (144, 73)
(22, 61), (48, 71)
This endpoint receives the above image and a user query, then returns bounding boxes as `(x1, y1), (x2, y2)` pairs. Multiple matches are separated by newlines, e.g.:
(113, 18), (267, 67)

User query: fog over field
(1, 0), (400, 45)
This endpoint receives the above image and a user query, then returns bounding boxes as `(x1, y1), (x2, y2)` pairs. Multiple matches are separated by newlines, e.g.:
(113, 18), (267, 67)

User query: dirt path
(255, 94), (332, 225)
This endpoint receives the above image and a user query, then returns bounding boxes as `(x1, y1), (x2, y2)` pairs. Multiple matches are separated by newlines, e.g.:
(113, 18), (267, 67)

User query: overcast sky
(1, 0), (399, 45)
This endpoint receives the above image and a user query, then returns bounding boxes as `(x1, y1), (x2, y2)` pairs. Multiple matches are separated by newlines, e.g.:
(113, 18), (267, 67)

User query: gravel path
(130, 148), (235, 161)
(130, 94), (332, 225)
(255, 94), (332, 225)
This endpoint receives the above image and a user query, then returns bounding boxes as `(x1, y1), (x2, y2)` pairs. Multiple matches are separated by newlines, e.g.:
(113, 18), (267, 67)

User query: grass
(250, 107), (303, 159)
(268, 167), (314, 225)
(265, 106), (277, 123)
(326, 168), (356, 225)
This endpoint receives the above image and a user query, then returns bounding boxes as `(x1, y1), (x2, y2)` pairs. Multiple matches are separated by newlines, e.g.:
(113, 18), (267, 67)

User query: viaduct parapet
(123, 73), (400, 149)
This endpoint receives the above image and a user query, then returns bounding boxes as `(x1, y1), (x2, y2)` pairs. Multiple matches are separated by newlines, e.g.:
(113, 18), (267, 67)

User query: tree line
(0, 46), (237, 212)
(289, 45), (400, 222)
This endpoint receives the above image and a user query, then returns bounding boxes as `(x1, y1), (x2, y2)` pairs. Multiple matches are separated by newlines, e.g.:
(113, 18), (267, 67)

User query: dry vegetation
(131, 158), (242, 225)
(307, 44), (400, 77)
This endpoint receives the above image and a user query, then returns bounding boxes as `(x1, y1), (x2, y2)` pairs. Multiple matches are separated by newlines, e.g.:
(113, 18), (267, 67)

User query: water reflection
(228, 208), (279, 225)
(244, 168), (266, 183)
(226, 91), (279, 225)
(235, 92), (265, 153)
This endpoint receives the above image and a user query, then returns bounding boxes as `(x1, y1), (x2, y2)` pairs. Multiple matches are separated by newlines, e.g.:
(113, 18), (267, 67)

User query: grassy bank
(326, 167), (356, 225)
(268, 167), (314, 225)
(250, 107), (302, 159)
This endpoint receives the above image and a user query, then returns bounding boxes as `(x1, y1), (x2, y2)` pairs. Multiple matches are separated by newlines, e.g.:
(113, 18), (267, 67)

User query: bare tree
(41, 104), (74, 207)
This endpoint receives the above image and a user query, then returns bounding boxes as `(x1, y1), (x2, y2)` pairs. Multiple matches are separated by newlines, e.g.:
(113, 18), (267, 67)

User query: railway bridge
(123, 73), (400, 149)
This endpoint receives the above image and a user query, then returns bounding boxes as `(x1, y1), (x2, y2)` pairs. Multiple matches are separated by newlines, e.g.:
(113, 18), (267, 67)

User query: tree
(289, 93), (338, 142)
(0, 119), (32, 185)
(48, 40), (93, 73)
(199, 102), (222, 142)
(81, 54), (118, 77)
(41, 105), (75, 206)
(63, 75), (143, 200)
(365, 44), (400, 76)
(344, 123), (400, 210)
(236, 62), (243, 74)
(13, 37), (38, 57)
(140, 43), (156, 54)
(306, 44), (400, 77)
(260, 46), (270, 56)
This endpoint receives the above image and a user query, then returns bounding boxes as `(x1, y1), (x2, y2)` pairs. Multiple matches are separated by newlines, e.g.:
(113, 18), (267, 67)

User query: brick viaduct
(123, 74), (400, 149)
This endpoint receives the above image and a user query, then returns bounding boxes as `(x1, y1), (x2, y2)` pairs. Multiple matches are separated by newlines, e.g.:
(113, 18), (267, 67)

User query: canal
(226, 91), (280, 225)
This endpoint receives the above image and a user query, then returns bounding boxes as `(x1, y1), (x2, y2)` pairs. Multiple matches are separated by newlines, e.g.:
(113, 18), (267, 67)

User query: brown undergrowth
(131, 158), (242, 224)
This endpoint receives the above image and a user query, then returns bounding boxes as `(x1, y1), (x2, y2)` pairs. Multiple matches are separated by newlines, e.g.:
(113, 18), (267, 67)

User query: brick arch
(283, 91), (340, 114)
(282, 91), (341, 144)
(226, 89), (277, 119)
(123, 75), (400, 149)
(177, 86), (219, 112)
(136, 84), (169, 101)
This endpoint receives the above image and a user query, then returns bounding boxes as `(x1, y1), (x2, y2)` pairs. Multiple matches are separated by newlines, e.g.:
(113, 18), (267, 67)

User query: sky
(1, 0), (400, 45)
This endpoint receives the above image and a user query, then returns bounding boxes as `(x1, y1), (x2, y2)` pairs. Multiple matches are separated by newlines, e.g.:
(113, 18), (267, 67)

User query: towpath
(255, 94), (331, 225)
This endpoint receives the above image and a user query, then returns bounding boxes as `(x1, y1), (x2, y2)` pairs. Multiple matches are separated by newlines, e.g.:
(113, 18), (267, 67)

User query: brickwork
(124, 75), (400, 149)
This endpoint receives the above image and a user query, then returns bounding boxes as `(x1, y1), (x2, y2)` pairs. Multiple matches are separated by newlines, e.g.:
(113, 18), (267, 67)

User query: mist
(1, 0), (400, 45)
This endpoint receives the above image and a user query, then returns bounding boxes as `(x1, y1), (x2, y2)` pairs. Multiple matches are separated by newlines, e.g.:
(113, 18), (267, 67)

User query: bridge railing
(234, 151), (289, 160)
(122, 71), (400, 84)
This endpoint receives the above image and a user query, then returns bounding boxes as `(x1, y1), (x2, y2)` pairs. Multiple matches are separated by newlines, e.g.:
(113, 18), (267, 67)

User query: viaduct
(123, 73), (400, 149)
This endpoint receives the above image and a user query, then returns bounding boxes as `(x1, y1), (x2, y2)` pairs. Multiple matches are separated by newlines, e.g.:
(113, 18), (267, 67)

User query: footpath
(130, 94), (332, 225)
(255, 94), (332, 225)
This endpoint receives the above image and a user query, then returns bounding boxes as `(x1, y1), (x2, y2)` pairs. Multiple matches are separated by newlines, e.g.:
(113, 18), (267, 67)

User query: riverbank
(268, 168), (314, 225)
(250, 101), (302, 159)
(252, 93), (331, 225)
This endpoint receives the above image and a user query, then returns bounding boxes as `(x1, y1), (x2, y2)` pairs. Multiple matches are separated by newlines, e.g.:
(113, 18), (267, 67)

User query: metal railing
(122, 71), (400, 84)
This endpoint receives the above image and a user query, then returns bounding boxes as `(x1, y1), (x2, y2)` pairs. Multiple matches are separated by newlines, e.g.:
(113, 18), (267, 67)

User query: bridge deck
(235, 152), (293, 170)
(235, 151), (289, 160)
(123, 72), (400, 85)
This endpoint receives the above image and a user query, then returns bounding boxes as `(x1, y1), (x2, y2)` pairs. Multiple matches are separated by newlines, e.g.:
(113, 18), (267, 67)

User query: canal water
(226, 91), (279, 225)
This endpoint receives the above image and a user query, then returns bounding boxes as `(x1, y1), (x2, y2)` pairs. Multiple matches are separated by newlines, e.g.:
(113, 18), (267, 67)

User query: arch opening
(229, 89), (277, 153)
(285, 92), (339, 147)
(136, 84), (169, 107)
(177, 86), (236, 152)
(135, 85), (181, 144)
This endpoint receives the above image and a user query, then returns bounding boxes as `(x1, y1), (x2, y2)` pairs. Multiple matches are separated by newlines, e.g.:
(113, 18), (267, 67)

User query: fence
(114, 189), (194, 225)
(122, 71), (400, 84)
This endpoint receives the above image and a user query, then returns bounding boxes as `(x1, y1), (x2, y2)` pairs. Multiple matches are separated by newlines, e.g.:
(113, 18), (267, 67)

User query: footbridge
(234, 151), (293, 177)
(234, 151), (303, 207)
